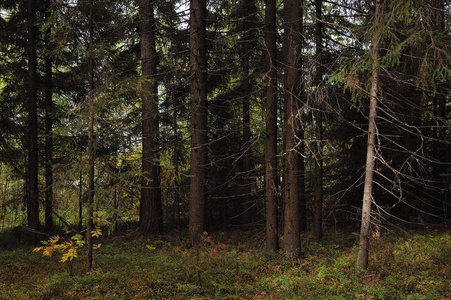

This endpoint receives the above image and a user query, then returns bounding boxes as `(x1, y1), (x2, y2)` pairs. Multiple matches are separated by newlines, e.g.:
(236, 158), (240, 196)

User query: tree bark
(27, 0), (40, 243)
(189, 0), (208, 243)
(139, 0), (163, 235)
(313, 0), (323, 242)
(282, 0), (303, 258)
(78, 156), (83, 228)
(356, 0), (382, 270)
(264, 0), (279, 256)
(240, 0), (253, 225)
(298, 129), (306, 232)
(86, 0), (95, 273)
(44, 0), (54, 234)
(172, 90), (181, 229)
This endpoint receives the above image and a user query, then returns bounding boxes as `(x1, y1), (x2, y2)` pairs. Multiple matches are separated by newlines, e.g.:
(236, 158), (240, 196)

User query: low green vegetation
(1, 228), (449, 299)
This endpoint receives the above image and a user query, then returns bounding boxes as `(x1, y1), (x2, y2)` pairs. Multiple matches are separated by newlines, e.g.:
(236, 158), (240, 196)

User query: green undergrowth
(0, 228), (449, 299)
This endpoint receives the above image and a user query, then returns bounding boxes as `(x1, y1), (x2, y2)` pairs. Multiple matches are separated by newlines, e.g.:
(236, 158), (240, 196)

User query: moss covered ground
(1, 227), (450, 299)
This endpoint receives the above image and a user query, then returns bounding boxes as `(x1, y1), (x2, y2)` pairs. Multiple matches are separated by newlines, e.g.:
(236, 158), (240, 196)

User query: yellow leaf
(91, 227), (102, 238)
(49, 235), (61, 244)
(93, 243), (102, 249)
(43, 247), (54, 257)
(75, 239), (86, 246)
(60, 248), (78, 263)
(54, 244), (63, 252)
(33, 247), (43, 252)
(60, 253), (69, 263)
(146, 245), (156, 251)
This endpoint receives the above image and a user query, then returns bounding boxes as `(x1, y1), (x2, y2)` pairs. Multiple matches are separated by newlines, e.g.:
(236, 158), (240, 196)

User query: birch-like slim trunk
(357, 0), (382, 270)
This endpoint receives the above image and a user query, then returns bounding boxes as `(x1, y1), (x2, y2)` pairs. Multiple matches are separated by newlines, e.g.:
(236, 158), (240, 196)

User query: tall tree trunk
(86, 0), (95, 273)
(44, 0), (54, 234)
(282, 0), (303, 258)
(189, 0), (208, 243)
(172, 87), (181, 228)
(240, 0), (253, 225)
(431, 0), (448, 214)
(139, 0), (162, 235)
(110, 155), (122, 231)
(27, 0), (40, 243)
(313, 0), (323, 242)
(298, 129), (306, 232)
(264, 0), (279, 256)
(78, 155), (83, 228)
(173, 139), (181, 228)
(356, 0), (382, 270)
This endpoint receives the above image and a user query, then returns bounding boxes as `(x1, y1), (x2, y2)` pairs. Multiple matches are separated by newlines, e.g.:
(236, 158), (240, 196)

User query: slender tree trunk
(86, 101), (95, 273)
(264, 0), (279, 256)
(110, 155), (122, 231)
(44, 0), (54, 234)
(431, 0), (448, 213)
(357, 0), (382, 270)
(78, 156), (83, 228)
(172, 87), (181, 228)
(282, 0), (303, 258)
(27, 0), (40, 243)
(240, 0), (253, 225)
(173, 141), (181, 228)
(313, 0), (323, 242)
(298, 129), (306, 232)
(139, 0), (163, 235)
(189, 0), (208, 243)
(86, 0), (95, 273)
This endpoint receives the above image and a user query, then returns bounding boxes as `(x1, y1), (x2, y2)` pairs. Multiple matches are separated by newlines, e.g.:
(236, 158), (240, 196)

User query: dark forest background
(0, 0), (449, 267)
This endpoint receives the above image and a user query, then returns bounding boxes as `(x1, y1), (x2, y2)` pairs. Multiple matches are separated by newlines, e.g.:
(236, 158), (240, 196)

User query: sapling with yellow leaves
(33, 227), (102, 275)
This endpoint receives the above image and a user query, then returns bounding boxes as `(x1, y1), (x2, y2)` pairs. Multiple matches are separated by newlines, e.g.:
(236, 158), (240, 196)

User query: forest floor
(0, 226), (450, 299)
